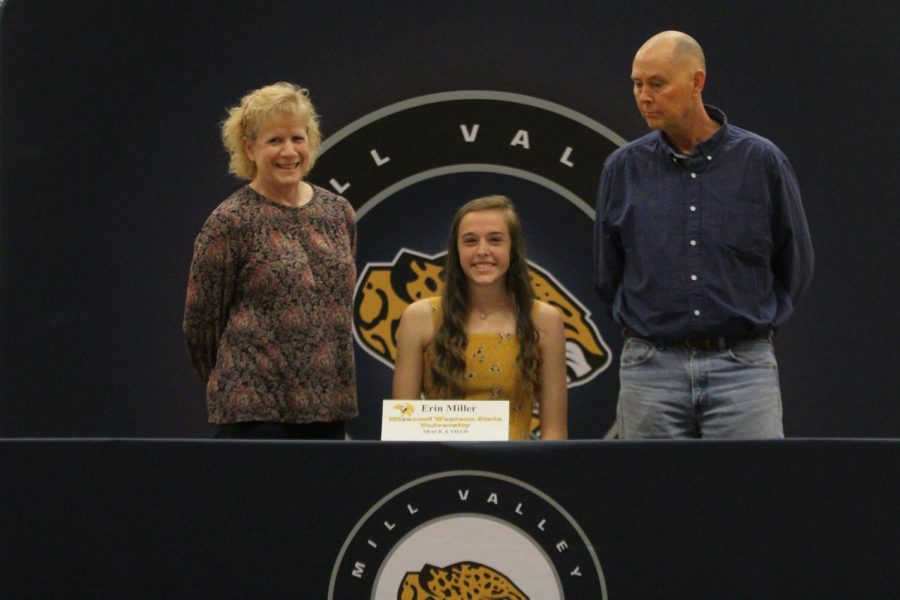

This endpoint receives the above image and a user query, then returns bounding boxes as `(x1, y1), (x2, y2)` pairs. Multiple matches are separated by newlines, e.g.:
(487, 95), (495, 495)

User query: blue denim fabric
(616, 337), (783, 439)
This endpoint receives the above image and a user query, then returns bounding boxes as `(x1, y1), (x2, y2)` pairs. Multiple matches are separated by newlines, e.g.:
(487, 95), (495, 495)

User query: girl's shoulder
(532, 300), (564, 329)
(403, 296), (441, 325)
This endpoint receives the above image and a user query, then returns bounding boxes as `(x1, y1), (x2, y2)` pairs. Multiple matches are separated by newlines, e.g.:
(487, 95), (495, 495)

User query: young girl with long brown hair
(392, 195), (568, 440)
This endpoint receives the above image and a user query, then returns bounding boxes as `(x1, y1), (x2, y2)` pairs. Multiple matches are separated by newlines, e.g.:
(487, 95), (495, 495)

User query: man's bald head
(636, 31), (706, 72)
(630, 31), (717, 146)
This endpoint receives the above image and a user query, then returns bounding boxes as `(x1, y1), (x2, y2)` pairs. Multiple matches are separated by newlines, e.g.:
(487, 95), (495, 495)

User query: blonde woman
(184, 82), (357, 439)
(393, 196), (568, 440)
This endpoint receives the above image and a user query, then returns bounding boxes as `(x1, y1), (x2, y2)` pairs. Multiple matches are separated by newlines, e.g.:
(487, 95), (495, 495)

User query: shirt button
(690, 274), (698, 281)
(693, 309), (701, 316)
(706, 155), (712, 161)
(690, 172), (697, 179)
(689, 205), (697, 212)
(690, 240), (697, 246)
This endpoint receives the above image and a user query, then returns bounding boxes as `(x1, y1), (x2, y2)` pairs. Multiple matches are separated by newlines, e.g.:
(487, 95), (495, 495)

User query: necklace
(475, 301), (507, 320)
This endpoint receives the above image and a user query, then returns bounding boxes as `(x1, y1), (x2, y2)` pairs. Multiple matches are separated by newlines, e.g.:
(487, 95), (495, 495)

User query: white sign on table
(381, 400), (509, 441)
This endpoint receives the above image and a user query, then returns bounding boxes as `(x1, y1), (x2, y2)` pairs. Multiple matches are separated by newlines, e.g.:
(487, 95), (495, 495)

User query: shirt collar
(656, 105), (728, 159)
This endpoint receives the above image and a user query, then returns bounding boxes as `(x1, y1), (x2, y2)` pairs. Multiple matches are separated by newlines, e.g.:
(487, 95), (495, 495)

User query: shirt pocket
(707, 170), (773, 263)
(721, 201), (771, 263)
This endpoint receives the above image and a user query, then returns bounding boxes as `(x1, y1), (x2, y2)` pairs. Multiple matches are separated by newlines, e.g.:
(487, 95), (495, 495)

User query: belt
(624, 329), (773, 351)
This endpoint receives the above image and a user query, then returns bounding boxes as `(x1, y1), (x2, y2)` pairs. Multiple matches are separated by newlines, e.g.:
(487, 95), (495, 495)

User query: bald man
(594, 31), (814, 439)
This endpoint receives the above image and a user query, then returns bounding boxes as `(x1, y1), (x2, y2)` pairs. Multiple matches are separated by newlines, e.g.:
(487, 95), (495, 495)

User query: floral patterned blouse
(183, 184), (358, 425)
(422, 298), (533, 440)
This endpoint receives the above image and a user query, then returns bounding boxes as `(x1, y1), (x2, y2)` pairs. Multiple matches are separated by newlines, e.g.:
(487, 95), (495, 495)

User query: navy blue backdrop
(1, 0), (898, 437)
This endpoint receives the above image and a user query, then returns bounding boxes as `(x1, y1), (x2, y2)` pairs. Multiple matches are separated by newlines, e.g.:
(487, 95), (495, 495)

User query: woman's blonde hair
(220, 82), (322, 180)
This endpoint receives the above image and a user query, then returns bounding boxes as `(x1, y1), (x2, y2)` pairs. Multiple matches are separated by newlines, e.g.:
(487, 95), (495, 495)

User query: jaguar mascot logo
(354, 248), (609, 386)
(328, 471), (609, 598)
(398, 561), (528, 600)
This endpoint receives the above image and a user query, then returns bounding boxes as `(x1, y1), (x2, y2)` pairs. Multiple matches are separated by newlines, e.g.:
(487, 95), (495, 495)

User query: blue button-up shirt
(594, 106), (814, 341)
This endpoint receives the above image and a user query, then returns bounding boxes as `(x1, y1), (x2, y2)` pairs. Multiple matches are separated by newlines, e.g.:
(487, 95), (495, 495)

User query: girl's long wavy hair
(428, 195), (542, 401)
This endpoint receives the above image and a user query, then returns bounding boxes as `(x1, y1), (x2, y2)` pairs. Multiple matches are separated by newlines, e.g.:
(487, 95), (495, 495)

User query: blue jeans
(616, 337), (784, 439)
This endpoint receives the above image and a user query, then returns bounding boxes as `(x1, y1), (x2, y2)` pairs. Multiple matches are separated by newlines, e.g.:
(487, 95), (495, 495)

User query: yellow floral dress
(422, 297), (532, 440)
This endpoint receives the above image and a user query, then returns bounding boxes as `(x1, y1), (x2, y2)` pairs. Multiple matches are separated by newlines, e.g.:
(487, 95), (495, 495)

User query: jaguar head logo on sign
(329, 471), (608, 598)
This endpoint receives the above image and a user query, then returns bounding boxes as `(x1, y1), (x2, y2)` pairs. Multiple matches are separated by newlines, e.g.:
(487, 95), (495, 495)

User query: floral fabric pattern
(183, 184), (358, 424)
